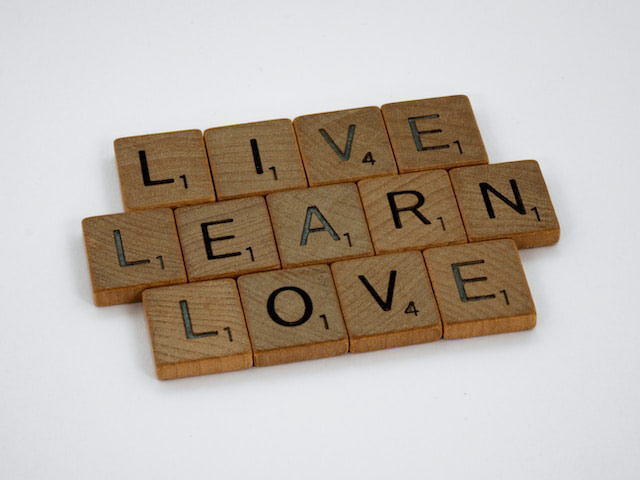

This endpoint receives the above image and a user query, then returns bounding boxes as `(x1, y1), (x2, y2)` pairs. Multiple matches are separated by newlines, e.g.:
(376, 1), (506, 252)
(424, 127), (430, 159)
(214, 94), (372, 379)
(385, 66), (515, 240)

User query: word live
(82, 95), (560, 380)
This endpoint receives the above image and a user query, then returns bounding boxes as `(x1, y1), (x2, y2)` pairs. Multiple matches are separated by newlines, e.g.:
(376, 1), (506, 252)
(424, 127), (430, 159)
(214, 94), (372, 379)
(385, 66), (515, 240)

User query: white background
(1, 0), (639, 478)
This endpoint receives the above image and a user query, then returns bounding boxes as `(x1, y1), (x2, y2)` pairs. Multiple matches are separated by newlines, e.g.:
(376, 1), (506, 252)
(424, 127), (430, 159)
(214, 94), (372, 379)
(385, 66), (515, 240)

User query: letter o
(266, 286), (313, 327)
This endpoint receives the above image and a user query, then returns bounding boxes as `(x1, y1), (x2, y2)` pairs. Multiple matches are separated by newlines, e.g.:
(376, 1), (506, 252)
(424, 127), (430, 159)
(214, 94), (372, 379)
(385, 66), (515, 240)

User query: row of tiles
(83, 161), (560, 306)
(115, 95), (491, 211)
(144, 239), (535, 380)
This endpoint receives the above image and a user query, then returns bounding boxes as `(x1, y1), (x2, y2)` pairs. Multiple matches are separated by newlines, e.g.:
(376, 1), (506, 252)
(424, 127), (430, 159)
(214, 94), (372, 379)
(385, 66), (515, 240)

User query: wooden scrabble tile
(143, 279), (252, 380)
(266, 183), (374, 268)
(293, 106), (397, 186)
(237, 265), (348, 366)
(115, 129), (215, 211)
(423, 239), (535, 339)
(174, 197), (280, 282)
(204, 119), (307, 200)
(331, 252), (442, 353)
(358, 170), (467, 254)
(82, 209), (187, 306)
(381, 95), (488, 172)
(449, 160), (560, 248)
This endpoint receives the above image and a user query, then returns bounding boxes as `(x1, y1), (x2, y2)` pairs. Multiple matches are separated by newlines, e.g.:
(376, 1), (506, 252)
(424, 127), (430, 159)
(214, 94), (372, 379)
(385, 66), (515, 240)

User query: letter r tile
(266, 183), (373, 268)
(358, 170), (467, 254)
(115, 130), (215, 211)
(423, 239), (535, 339)
(237, 265), (348, 366)
(381, 95), (488, 172)
(174, 197), (280, 282)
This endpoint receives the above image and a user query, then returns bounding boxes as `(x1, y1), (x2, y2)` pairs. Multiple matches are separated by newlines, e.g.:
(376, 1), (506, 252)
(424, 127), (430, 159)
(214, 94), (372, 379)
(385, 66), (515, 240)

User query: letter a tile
(449, 160), (560, 248)
(174, 197), (280, 282)
(266, 183), (373, 268)
(381, 95), (488, 172)
(237, 265), (348, 366)
(143, 279), (252, 380)
(293, 107), (397, 186)
(423, 239), (535, 339)
(82, 209), (187, 306)
(331, 252), (442, 352)
(115, 130), (215, 211)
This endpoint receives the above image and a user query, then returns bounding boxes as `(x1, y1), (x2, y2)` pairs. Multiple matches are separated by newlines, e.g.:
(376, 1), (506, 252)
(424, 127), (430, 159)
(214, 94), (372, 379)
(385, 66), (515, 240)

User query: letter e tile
(423, 239), (535, 339)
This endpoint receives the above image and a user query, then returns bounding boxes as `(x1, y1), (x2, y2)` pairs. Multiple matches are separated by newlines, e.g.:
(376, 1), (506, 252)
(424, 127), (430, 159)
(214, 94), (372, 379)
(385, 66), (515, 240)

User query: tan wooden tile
(381, 95), (488, 172)
(293, 106), (397, 186)
(423, 239), (535, 339)
(331, 252), (442, 353)
(143, 279), (252, 380)
(174, 197), (280, 282)
(115, 129), (215, 211)
(82, 209), (187, 306)
(358, 170), (467, 254)
(237, 265), (348, 366)
(449, 160), (560, 248)
(204, 119), (307, 200)
(266, 183), (373, 268)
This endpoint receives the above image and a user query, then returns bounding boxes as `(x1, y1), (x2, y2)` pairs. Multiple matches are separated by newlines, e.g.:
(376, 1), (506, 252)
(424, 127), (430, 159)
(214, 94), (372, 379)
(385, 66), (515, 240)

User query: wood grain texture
(381, 95), (488, 172)
(358, 170), (467, 254)
(143, 279), (252, 380)
(237, 265), (348, 366)
(331, 251), (442, 352)
(293, 106), (397, 186)
(449, 160), (560, 248)
(115, 129), (215, 211)
(423, 239), (535, 339)
(174, 197), (280, 282)
(266, 183), (373, 268)
(204, 119), (307, 200)
(82, 209), (187, 306)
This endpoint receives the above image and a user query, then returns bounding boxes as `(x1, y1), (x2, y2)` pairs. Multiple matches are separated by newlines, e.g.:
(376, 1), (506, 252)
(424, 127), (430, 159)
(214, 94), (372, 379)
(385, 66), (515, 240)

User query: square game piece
(331, 252), (442, 352)
(204, 119), (307, 200)
(237, 265), (348, 366)
(381, 95), (488, 172)
(82, 209), (187, 306)
(449, 160), (560, 248)
(143, 279), (252, 380)
(293, 106), (397, 185)
(358, 170), (467, 254)
(115, 129), (215, 211)
(174, 197), (280, 282)
(423, 239), (536, 339)
(266, 183), (374, 268)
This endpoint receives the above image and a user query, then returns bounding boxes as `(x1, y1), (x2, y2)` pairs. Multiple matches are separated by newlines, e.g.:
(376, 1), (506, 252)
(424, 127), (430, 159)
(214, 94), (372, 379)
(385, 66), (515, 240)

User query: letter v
(319, 124), (356, 161)
(358, 270), (397, 311)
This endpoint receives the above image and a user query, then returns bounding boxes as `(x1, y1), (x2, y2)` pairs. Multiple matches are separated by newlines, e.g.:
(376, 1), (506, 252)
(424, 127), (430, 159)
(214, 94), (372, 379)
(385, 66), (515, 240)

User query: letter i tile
(423, 239), (535, 339)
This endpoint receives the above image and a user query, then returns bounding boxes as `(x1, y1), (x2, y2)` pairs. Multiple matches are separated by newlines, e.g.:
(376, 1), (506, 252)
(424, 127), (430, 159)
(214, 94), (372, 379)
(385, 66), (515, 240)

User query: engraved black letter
(267, 286), (313, 327)
(408, 115), (449, 152)
(358, 270), (397, 311)
(319, 125), (356, 161)
(387, 191), (431, 228)
(201, 219), (241, 260)
(479, 180), (526, 219)
(300, 206), (340, 245)
(451, 260), (496, 302)
(180, 300), (218, 339)
(139, 150), (175, 186)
